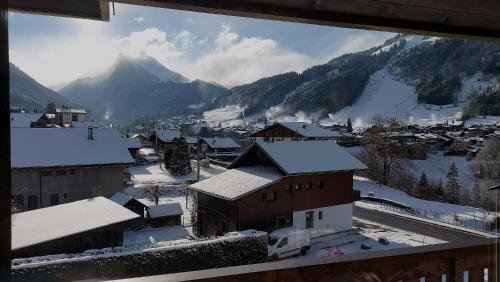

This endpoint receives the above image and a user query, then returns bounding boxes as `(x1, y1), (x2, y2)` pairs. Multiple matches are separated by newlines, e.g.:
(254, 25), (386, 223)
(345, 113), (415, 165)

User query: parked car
(267, 228), (311, 260)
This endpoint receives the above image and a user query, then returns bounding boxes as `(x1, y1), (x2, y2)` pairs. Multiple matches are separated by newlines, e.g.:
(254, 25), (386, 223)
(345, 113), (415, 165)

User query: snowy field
(203, 105), (245, 128)
(298, 217), (445, 259)
(464, 115), (500, 128)
(354, 176), (496, 232)
(123, 226), (194, 247)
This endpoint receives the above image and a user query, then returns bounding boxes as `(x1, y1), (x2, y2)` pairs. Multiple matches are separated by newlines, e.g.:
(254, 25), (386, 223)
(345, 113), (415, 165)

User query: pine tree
(415, 171), (429, 199)
(346, 118), (353, 133)
(470, 181), (482, 207)
(163, 148), (173, 169)
(169, 137), (192, 176)
(434, 178), (445, 202)
(445, 162), (461, 204)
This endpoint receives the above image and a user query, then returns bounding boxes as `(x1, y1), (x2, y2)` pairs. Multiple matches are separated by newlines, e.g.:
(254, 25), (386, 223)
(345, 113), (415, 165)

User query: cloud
(134, 16), (144, 23)
(328, 32), (389, 59)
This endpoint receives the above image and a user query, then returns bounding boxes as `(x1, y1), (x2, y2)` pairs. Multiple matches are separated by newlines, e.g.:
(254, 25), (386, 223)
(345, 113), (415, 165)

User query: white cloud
(328, 32), (390, 59)
(134, 16), (144, 23)
(214, 24), (239, 51)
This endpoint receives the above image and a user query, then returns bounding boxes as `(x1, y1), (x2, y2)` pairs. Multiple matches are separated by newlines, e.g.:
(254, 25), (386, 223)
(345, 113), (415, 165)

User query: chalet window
(262, 191), (277, 201)
(317, 181), (324, 189)
(72, 113), (78, 121)
(41, 170), (52, 177)
(55, 169), (67, 176)
(63, 192), (68, 199)
(50, 194), (59, 206)
(285, 184), (292, 191)
(305, 182), (312, 190)
(318, 211), (323, 220)
(306, 211), (314, 229)
(294, 183), (302, 191)
(27, 196), (38, 210)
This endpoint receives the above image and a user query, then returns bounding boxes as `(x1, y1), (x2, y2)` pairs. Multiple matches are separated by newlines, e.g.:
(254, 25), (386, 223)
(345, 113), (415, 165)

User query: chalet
(147, 202), (183, 227)
(55, 107), (87, 127)
(149, 129), (181, 152)
(11, 197), (140, 258)
(200, 137), (241, 156)
(251, 122), (342, 141)
(10, 112), (51, 128)
(10, 127), (134, 211)
(189, 140), (367, 237)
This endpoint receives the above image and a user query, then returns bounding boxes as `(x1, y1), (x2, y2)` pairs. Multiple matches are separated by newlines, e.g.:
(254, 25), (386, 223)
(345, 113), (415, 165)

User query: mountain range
(9, 34), (500, 125)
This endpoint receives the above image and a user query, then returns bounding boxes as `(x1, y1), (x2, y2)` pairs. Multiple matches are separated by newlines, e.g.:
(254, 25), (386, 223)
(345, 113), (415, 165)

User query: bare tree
(143, 184), (170, 205)
(359, 116), (407, 186)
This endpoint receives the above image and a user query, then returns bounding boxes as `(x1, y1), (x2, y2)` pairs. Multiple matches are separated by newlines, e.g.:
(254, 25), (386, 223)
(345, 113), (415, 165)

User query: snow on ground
(354, 176), (496, 230)
(324, 69), (493, 128)
(298, 217), (445, 259)
(464, 115), (500, 128)
(203, 105), (245, 127)
(123, 226), (193, 247)
(410, 151), (475, 191)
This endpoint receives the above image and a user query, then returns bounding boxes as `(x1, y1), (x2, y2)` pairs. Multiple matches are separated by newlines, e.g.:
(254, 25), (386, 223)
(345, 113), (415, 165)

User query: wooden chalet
(200, 137), (241, 157)
(251, 122), (342, 141)
(189, 140), (367, 237)
(147, 202), (183, 228)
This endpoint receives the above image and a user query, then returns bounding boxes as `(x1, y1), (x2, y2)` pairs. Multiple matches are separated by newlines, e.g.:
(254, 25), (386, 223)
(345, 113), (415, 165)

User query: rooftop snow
(10, 113), (44, 128)
(11, 127), (134, 168)
(189, 167), (282, 200)
(110, 192), (133, 206)
(12, 197), (140, 250)
(122, 137), (142, 149)
(252, 140), (367, 174)
(155, 129), (181, 142)
(55, 108), (86, 114)
(202, 137), (241, 149)
(280, 122), (341, 138)
(148, 203), (183, 218)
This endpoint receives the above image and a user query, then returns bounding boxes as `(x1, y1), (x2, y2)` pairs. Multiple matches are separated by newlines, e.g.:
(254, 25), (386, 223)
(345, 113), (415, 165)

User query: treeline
(463, 89), (500, 117)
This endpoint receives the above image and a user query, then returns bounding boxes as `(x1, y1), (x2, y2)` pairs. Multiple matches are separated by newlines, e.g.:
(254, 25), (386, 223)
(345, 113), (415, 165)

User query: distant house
(55, 107), (87, 126)
(147, 202), (183, 227)
(200, 137), (241, 156)
(10, 127), (134, 211)
(189, 140), (367, 237)
(149, 129), (181, 152)
(250, 122), (342, 141)
(10, 112), (51, 128)
(12, 197), (140, 258)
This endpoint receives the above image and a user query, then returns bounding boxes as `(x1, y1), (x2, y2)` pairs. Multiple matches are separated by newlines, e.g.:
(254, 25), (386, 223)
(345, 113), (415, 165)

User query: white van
(267, 227), (311, 260)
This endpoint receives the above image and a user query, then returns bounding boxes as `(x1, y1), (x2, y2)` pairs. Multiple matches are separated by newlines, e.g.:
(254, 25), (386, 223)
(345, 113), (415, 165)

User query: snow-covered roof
(12, 197), (140, 250)
(189, 167), (282, 200)
(122, 137), (142, 149)
(156, 129), (181, 142)
(11, 127), (134, 168)
(236, 140), (367, 174)
(184, 136), (198, 144)
(56, 108), (86, 114)
(280, 122), (341, 138)
(110, 192), (133, 206)
(202, 137), (241, 149)
(10, 113), (44, 128)
(148, 202), (183, 218)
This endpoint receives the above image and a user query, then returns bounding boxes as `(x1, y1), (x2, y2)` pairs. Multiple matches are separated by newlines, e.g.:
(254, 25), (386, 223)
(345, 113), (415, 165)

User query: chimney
(88, 126), (93, 140)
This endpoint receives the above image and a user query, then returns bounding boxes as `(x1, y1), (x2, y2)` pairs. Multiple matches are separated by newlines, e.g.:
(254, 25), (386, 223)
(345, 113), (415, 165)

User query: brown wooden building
(189, 140), (366, 237)
(251, 122), (343, 141)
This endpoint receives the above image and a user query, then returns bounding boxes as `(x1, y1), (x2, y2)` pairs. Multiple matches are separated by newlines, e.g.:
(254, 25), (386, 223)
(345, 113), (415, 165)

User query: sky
(8, 3), (394, 89)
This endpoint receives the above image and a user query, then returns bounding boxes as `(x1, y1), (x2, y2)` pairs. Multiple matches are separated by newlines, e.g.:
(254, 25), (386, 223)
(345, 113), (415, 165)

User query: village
(8, 104), (500, 275)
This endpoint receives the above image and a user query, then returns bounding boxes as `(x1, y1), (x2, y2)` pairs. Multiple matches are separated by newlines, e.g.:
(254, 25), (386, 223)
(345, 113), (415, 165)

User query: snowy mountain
(9, 63), (72, 111)
(206, 34), (500, 128)
(60, 55), (227, 122)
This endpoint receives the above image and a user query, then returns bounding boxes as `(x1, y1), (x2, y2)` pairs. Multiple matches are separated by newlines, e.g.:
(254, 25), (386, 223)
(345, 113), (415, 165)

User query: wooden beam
(115, 0), (500, 41)
(8, 0), (109, 21)
(0, 2), (11, 281)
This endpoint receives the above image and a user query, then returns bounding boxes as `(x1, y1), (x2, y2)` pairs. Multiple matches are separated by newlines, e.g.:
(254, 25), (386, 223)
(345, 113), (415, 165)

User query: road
(353, 205), (487, 243)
